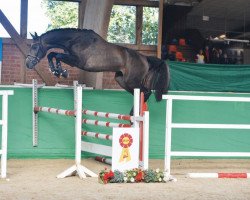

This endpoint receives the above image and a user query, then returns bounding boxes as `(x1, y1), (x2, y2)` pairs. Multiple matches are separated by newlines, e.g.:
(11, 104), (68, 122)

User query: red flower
(108, 170), (114, 178)
(103, 173), (110, 181)
(135, 171), (144, 182)
(102, 170), (114, 184)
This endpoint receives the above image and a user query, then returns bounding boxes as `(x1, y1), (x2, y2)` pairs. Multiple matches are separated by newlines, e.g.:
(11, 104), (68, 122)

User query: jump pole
(187, 173), (250, 178)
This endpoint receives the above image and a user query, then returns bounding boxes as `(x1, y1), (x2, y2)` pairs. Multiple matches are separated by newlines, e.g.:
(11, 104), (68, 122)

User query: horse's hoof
(61, 69), (68, 78)
(56, 63), (62, 68)
(53, 71), (60, 78)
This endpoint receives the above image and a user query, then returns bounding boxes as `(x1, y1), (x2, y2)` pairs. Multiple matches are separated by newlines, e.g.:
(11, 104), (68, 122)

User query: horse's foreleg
(47, 52), (77, 78)
(52, 53), (79, 78)
(47, 52), (61, 77)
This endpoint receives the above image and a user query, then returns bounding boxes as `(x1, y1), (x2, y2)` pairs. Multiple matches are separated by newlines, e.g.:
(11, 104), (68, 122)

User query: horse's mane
(40, 28), (92, 37)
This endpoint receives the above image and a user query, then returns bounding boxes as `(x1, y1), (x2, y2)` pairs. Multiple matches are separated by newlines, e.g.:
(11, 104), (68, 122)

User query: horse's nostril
(32, 60), (37, 65)
(26, 59), (34, 69)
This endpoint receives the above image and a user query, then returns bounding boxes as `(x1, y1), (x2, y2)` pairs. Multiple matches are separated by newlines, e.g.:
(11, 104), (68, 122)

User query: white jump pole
(0, 90), (14, 178)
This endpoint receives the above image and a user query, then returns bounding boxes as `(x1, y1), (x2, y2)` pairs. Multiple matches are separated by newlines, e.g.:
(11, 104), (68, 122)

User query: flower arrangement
(98, 168), (168, 184)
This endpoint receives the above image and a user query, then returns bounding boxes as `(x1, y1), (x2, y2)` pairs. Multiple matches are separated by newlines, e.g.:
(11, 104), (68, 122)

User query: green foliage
(144, 169), (165, 183)
(107, 5), (136, 44)
(144, 169), (158, 183)
(41, 0), (78, 30)
(109, 170), (124, 183)
(142, 7), (159, 45)
(107, 5), (159, 45)
(99, 168), (166, 184)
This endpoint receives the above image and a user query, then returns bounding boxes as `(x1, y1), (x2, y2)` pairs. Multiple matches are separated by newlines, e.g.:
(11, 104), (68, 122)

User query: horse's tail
(145, 56), (170, 101)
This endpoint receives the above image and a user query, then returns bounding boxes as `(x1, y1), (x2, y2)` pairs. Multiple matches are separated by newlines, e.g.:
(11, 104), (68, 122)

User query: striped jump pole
(83, 110), (132, 121)
(81, 131), (112, 140)
(34, 106), (76, 116)
(187, 173), (250, 178)
(95, 156), (112, 165)
(82, 131), (113, 165)
(82, 119), (131, 128)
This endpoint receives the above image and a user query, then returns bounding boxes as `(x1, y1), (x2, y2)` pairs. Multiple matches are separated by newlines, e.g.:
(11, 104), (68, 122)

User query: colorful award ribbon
(119, 133), (133, 162)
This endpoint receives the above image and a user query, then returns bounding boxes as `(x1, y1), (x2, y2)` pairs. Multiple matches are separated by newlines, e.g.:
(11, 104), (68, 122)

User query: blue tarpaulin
(0, 38), (2, 62)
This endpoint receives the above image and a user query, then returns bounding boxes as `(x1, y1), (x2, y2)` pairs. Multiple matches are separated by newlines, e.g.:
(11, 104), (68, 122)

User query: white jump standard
(57, 85), (97, 179)
(0, 90), (14, 179)
(32, 79), (97, 178)
(163, 94), (250, 178)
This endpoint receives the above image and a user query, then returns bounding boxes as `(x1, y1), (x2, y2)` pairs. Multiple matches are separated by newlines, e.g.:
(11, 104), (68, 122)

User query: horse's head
(26, 32), (46, 69)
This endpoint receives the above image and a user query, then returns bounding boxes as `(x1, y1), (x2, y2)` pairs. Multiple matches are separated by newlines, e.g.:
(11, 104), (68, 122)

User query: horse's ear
(30, 32), (39, 41)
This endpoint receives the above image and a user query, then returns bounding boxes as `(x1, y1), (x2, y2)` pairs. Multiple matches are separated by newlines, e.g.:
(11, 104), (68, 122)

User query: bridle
(27, 41), (46, 65)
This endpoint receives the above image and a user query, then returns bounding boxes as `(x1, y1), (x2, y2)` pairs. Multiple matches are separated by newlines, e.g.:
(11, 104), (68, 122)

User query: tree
(107, 5), (136, 44)
(142, 7), (158, 45)
(107, 5), (159, 45)
(41, 0), (78, 30)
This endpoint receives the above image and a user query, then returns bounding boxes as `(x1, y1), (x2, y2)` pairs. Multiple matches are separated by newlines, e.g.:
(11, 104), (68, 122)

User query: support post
(133, 89), (140, 129)
(32, 79), (38, 147)
(57, 86), (97, 179)
(142, 111), (149, 170)
(134, 89), (149, 169)
(164, 98), (173, 176)
(1, 94), (8, 178)
(0, 91), (14, 178)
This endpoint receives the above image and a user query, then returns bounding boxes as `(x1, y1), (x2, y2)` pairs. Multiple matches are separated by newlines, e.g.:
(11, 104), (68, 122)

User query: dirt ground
(0, 159), (250, 200)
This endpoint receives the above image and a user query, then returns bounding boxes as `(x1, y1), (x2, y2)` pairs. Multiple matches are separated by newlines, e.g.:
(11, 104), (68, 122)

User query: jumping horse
(26, 28), (170, 106)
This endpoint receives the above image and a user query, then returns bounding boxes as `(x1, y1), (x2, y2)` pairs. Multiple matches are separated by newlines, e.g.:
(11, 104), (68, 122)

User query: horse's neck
(41, 31), (71, 50)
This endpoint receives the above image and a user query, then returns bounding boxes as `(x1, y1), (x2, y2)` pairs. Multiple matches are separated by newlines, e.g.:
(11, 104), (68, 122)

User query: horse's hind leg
(115, 71), (136, 119)
(115, 71), (133, 94)
(128, 86), (151, 117)
(140, 85), (152, 102)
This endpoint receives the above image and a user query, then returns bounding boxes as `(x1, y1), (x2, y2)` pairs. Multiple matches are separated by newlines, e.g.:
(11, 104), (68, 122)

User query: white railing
(0, 90), (14, 178)
(163, 94), (250, 176)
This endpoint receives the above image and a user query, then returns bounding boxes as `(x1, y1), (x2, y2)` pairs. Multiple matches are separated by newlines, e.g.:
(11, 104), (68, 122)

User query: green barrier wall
(168, 61), (250, 92)
(0, 87), (250, 159)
